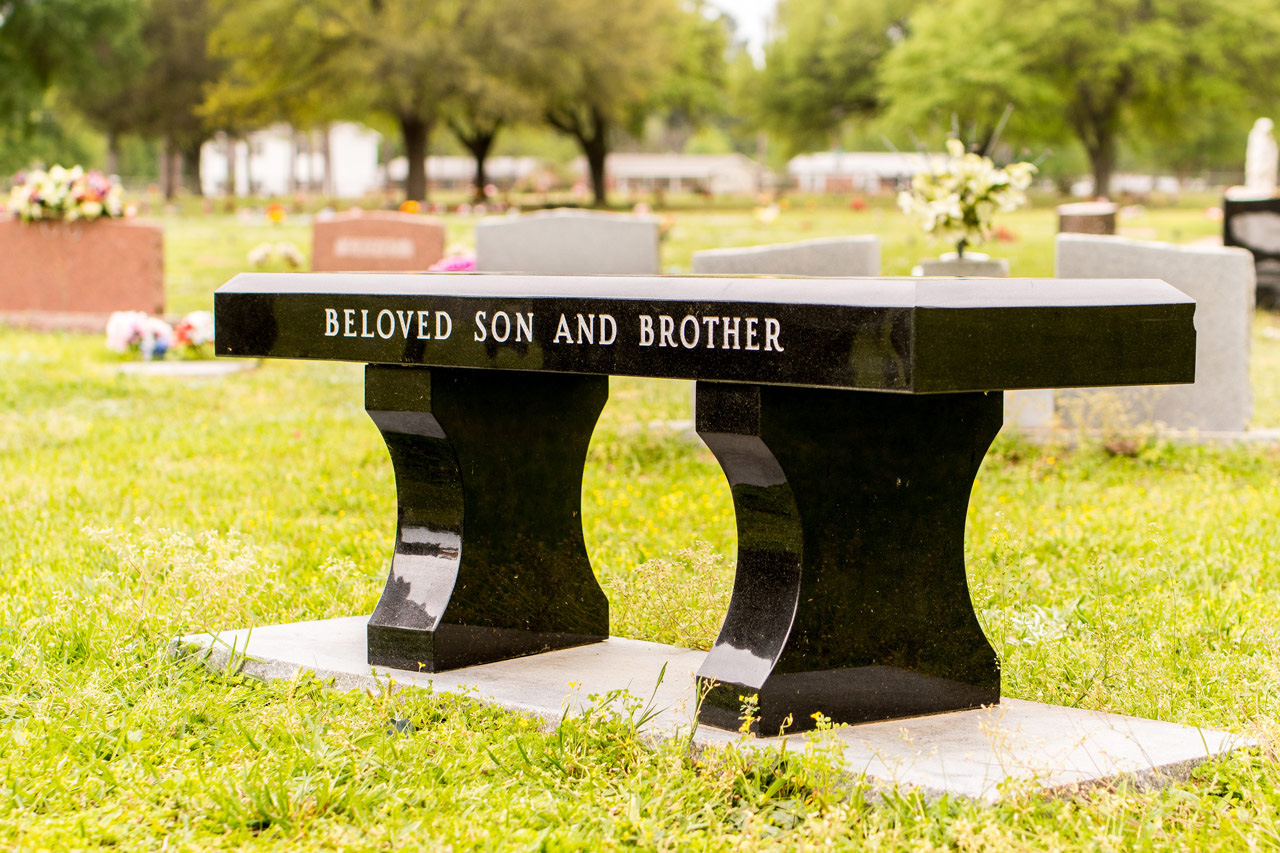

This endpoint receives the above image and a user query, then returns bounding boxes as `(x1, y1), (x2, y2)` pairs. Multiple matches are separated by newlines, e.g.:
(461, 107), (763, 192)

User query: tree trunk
(225, 134), (237, 197)
(454, 125), (498, 203)
(303, 131), (316, 193)
(244, 136), (255, 195)
(1087, 133), (1116, 199)
(105, 132), (120, 177)
(401, 115), (431, 202)
(162, 136), (178, 200)
(180, 139), (204, 197)
(288, 130), (298, 195)
(583, 107), (609, 208)
(321, 124), (334, 197)
(547, 106), (611, 207)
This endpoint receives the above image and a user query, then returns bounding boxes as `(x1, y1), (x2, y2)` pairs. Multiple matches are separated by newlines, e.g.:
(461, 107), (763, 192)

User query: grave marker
(476, 209), (660, 274)
(1224, 197), (1280, 308)
(1056, 234), (1255, 434)
(0, 219), (163, 330)
(1057, 201), (1118, 235)
(692, 236), (880, 276)
(311, 210), (445, 272)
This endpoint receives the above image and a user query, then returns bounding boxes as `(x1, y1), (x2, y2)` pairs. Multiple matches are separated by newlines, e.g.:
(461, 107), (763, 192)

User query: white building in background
(385, 155), (542, 191)
(572, 152), (768, 196)
(200, 122), (383, 198)
(788, 151), (927, 193)
(1070, 174), (1183, 198)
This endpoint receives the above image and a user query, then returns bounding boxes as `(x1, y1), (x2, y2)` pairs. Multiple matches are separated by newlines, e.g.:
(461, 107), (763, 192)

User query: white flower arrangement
(106, 310), (215, 361)
(106, 311), (174, 361)
(248, 241), (305, 269)
(7, 165), (125, 223)
(898, 139), (1036, 258)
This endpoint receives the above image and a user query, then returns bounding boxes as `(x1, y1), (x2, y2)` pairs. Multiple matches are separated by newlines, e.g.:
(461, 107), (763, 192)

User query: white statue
(1245, 118), (1278, 197)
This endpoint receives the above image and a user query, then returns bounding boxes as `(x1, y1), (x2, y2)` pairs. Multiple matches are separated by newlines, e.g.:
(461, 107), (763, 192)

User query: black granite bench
(215, 273), (1195, 733)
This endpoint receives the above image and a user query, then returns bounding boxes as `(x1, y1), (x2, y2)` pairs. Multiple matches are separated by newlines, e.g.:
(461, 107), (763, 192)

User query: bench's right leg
(365, 365), (608, 672)
(694, 381), (1001, 734)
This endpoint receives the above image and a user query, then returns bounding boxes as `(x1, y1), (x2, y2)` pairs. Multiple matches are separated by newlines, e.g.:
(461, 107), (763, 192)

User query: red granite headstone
(311, 211), (445, 272)
(0, 219), (164, 331)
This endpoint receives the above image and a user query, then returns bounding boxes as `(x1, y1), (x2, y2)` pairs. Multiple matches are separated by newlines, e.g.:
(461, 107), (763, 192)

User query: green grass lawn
(4, 203), (1280, 848)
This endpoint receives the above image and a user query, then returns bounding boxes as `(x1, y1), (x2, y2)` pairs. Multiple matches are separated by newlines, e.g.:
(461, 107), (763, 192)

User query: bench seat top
(214, 272), (1196, 393)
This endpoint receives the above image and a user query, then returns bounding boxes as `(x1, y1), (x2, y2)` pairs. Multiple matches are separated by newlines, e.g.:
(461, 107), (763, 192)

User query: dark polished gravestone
(215, 273), (1195, 734)
(1224, 196), (1280, 308)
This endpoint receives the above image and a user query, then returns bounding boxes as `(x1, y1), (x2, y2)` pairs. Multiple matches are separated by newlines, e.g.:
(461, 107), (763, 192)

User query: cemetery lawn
(3, 204), (1280, 849)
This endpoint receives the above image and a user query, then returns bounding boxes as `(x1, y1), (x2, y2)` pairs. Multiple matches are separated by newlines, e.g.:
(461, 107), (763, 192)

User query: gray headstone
(475, 209), (660, 274)
(1055, 233), (1256, 433)
(691, 235), (880, 276)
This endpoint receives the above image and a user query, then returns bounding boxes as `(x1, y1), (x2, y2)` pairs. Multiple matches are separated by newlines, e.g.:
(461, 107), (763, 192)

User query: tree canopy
(876, 0), (1280, 195)
(534, 0), (695, 206)
(10, 0), (1280, 198)
(0, 0), (140, 170)
(755, 0), (920, 154)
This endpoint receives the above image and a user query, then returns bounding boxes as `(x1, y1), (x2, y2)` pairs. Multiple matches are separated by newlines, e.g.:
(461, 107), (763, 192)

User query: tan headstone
(0, 218), (164, 330)
(311, 211), (445, 272)
(1057, 201), (1117, 235)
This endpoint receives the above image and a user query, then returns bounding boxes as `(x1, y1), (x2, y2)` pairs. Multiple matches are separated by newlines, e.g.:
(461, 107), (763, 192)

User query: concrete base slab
(180, 616), (1245, 801)
(116, 359), (257, 377)
(1001, 423), (1280, 445)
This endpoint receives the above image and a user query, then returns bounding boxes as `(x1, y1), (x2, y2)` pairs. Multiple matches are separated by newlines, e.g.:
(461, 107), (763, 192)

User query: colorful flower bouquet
(898, 139), (1036, 258)
(107, 310), (214, 361)
(7, 165), (126, 223)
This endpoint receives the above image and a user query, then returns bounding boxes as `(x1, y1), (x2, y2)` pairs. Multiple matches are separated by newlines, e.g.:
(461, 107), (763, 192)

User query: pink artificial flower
(428, 254), (476, 272)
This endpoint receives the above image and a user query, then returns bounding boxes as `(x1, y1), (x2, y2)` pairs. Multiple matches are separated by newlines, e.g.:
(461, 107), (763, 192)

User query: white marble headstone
(1244, 118), (1278, 198)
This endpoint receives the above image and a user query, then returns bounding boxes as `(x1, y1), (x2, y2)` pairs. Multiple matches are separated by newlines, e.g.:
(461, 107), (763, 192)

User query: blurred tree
(134, 0), (224, 197)
(754, 0), (921, 154)
(208, 0), (485, 202)
(535, 0), (708, 206)
(879, 0), (1280, 196)
(207, 0), (726, 204)
(0, 93), (105, 175)
(444, 0), (545, 201)
(647, 1), (731, 153)
(0, 0), (139, 170)
(64, 0), (148, 176)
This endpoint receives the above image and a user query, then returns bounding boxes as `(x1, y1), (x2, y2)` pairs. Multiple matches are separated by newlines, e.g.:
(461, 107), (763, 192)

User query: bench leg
(365, 365), (608, 672)
(695, 382), (1002, 734)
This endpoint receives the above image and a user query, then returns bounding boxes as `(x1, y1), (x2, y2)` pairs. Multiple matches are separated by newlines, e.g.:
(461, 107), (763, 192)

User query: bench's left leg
(365, 365), (608, 672)
(695, 382), (1002, 734)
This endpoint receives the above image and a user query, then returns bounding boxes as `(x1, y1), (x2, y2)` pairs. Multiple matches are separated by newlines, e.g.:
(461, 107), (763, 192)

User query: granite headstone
(691, 235), (880, 276)
(312, 211), (445, 272)
(1057, 201), (1118, 235)
(1224, 197), (1280, 308)
(475, 209), (660, 274)
(0, 219), (163, 330)
(1056, 233), (1255, 433)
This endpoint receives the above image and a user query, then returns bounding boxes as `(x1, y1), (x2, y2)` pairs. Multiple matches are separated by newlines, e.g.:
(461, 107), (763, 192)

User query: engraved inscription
(333, 236), (417, 259)
(321, 306), (782, 352)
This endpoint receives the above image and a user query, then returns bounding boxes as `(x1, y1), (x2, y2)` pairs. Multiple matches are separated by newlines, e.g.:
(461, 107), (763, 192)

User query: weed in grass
(84, 520), (274, 633)
(610, 541), (733, 649)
